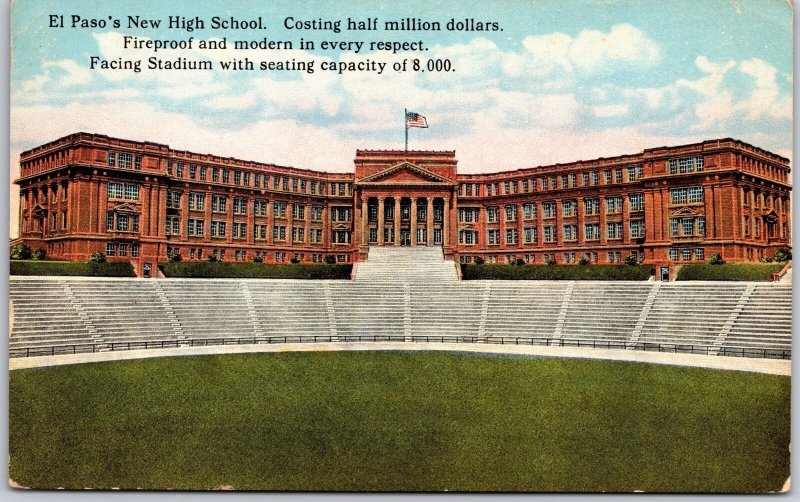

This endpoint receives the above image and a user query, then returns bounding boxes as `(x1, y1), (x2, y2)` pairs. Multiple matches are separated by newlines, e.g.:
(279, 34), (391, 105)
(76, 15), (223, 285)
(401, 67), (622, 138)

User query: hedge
(461, 264), (653, 281)
(162, 262), (353, 279)
(10, 260), (136, 277)
(676, 263), (785, 282)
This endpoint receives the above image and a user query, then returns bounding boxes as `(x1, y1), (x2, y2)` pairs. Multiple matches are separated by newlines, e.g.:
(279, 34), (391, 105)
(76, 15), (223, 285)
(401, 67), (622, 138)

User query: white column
(377, 197), (385, 244)
(427, 198), (434, 246)
(410, 198), (418, 245)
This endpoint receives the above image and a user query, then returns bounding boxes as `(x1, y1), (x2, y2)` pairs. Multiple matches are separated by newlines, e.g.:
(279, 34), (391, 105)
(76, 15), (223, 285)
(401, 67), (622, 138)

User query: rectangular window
(244, 172), (251, 186)
(200, 167), (207, 180)
(221, 169), (230, 183)
(583, 198), (600, 215)
(106, 242), (116, 256)
(212, 195), (227, 213)
(681, 248), (692, 261)
(189, 165), (197, 179)
(630, 220), (645, 239)
(106, 212), (114, 231)
(615, 168), (623, 184)
(671, 218), (680, 237)
(107, 182), (123, 199)
(604, 170), (612, 184)
(688, 186), (703, 203)
(694, 248), (704, 261)
(524, 227), (537, 244)
(584, 223), (600, 241)
(670, 188), (688, 204)
(292, 226), (305, 243)
(607, 222), (623, 240)
(682, 218), (694, 236)
(254, 200), (268, 216)
(273, 225), (286, 242)
(629, 193), (644, 212)
(211, 221), (226, 238)
(234, 171), (242, 185)
(212, 168), (219, 182)
(232, 222), (247, 239)
(175, 163), (183, 178)
(293, 204), (305, 220)
(562, 200), (576, 217)
(505, 205), (517, 222)
(107, 151), (116, 167)
(233, 197), (247, 215)
(487, 229), (500, 245)
(543, 225), (556, 243)
(590, 171), (599, 185)
(273, 201), (287, 218)
(542, 202), (556, 218)
(606, 196), (623, 214)
(124, 184), (139, 200)
(563, 224), (577, 242)
(505, 228), (518, 245)
(697, 217), (705, 236)
(487, 207), (499, 223)
(523, 203), (537, 220)
(582, 172), (590, 186)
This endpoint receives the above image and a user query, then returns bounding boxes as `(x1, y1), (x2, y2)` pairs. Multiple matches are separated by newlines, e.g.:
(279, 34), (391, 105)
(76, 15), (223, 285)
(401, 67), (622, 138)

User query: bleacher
(8, 248), (792, 359)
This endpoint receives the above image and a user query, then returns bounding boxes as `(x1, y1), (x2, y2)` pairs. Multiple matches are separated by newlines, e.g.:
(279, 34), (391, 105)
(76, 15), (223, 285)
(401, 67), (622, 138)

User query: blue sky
(10, 0), (793, 178)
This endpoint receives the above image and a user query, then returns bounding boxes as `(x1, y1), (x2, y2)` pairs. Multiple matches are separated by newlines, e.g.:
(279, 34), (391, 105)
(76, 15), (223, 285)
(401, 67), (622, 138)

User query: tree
(624, 254), (639, 266)
(709, 253), (725, 265)
(10, 243), (32, 260)
(515, 258), (527, 266)
(32, 248), (46, 260)
(89, 252), (106, 263)
(206, 254), (218, 262)
(774, 249), (792, 262)
(168, 252), (182, 263)
(578, 257), (590, 266)
(290, 257), (301, 264)
(474, 256), (485, 265)
(252, 255), (264, 263)
(546, 257), (557, 266)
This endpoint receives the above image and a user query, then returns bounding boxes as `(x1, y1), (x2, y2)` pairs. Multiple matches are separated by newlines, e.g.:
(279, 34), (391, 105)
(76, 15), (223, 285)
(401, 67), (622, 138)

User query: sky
(9, 0), (793, 237)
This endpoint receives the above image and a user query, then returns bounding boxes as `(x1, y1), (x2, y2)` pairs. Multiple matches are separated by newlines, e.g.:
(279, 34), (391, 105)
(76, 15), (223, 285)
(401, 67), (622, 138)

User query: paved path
(9, 342), (791, 376)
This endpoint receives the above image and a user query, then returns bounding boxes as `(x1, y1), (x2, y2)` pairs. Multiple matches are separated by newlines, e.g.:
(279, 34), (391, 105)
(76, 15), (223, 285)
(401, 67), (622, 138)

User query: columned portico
(353, 152), (459, 258)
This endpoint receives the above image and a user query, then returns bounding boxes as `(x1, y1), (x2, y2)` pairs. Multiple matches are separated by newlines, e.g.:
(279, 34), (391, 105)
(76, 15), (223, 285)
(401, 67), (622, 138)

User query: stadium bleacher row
(10, 250), (791, 359)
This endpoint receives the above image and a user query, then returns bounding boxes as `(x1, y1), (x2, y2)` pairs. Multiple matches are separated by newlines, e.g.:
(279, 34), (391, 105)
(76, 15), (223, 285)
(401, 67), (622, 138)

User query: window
(615, 168), (623, 184)
(221, 169), (230, 183)
(459, 208), (479, 223)
(331, 207), (351, 222)
(311, 206), (323, 222)
(503, 181), (511, 194)
(487, 207), (499, 223)
(590, 171), (599, 185)
(505, 205), (517, 222)
(562, 252), (576, 264)
(292, 204), (305, 220)
(310, 181), (318, 194)
(459, 230), (478, 245)
(682, 218), (694, 236)
(607, 222), (623, 240)
(607, 251), (621, 264)
(332, 230), (350, 244)
(582, 172), (590, 186)
(232, 222), (246, 239)
(523, 203), (537, 220)
(487, 229), (500, 245)
(630, 220), (645, 239)
(694, 248), (704, 261)
(254, 224), (267, 240)
(669, 248), (679, 261)
(167, 190), (181, 209)
(107, 151), (116, 167)
(274, 176), (281, 190)
(562, 200), (576, 217)
(524, 227), (537, 244)
(106, 242), (115, 256)
(569, 173), (577, 188)
(681, 248), (692, 260)
(107, 182), (123, 199)
(584, 223), (600, 241)
(542, 201), (556, 218)
(604, 170), (612, 184)
(189, 165), (197, 179)
(560, 175), (569, 189)
(175, 163), (184, 178)
(563, 224), (577, 242)
(606, 196), (622, 214)
(212, 168), (219, 182)
(505, 228), (518, 245)
(668, 155), (704, 174)
(292, 226), (305, 243)
(117, 152), (133, 169)
(273, 201), (287, 218)
(627, 165), (643, 182)
(200, 167), (207, 180)
(212, 195), (227, 213)
(670, 218), (680, 237)
(697, 217), (705, 236)
(273, 225), (286, 241)
(549, 177), (557, 190)
(244, 172), (251, 186)
(670, 186), (703, 204)
(254, 200), (268, 216)
(166, 216), (180, 236)
(211, 221), (226, 238)
(583, 198), (599, 215)
(188, 219), (204, 236)
(234, 171), (241, 185)
(311, 228), (323, 244)
(233, 197), (247, 215)
(629, 193), (644, 212)
(188, 193), (205, 210)
(543, 225), (556, 243)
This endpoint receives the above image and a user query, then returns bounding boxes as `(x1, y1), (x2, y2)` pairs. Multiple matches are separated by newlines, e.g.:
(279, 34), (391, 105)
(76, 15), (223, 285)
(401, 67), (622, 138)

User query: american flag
(406, 112), (428, 128)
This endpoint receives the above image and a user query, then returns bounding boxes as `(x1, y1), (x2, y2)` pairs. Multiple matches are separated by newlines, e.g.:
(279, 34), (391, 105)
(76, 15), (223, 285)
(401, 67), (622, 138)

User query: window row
(461, 166), (644, 197)
(106, 212), (140, 233)
(105, 242), (140, 257)
(459, 250), (643, 264)
(107, 151), (142, 170)
(670, 217), (705, 238)
(668, 248), (705, 261)
(107, 182), (140, 200)
(668, 155), (704, 175)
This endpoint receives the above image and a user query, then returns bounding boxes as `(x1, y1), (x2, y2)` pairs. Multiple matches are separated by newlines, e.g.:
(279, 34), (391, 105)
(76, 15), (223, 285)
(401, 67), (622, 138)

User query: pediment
(110, 202), (139, 213)
(358, 162), (451, 184)
(31, 204), (47, 216)
(670, 206), (701, 217)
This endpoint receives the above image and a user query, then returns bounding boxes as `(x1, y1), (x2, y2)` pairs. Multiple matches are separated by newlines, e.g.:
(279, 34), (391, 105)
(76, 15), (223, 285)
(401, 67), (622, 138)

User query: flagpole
(404, 108), (408, 151)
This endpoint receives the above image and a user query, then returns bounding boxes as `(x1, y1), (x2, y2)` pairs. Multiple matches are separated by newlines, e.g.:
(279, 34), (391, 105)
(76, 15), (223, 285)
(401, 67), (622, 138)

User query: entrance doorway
(400, 230), (411, 246)
(660, 266), (669, 282)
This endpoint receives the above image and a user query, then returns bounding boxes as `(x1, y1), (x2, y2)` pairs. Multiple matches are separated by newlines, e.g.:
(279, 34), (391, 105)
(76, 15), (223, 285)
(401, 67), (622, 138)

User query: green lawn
(9, 352), (790, 492)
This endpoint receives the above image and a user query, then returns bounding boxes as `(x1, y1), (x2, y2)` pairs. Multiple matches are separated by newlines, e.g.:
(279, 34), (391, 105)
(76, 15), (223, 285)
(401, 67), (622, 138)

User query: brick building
(14, 133), (791, 276)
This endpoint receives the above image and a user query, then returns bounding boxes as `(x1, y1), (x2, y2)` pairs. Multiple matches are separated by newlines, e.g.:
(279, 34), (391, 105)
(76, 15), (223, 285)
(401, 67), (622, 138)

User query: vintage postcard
(7, 0), (792, 493)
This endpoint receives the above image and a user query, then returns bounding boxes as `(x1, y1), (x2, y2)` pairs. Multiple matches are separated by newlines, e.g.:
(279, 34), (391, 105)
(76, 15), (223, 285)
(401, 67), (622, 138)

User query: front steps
(354, 246), (459, 284)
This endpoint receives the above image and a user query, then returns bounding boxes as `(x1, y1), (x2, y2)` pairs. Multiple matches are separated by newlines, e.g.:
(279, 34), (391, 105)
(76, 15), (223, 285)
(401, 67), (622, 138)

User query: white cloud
(593, 103), (629, 118)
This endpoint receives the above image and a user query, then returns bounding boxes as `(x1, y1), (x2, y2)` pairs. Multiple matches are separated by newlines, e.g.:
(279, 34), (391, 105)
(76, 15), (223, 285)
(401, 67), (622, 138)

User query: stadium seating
(8, 248), (792, 359)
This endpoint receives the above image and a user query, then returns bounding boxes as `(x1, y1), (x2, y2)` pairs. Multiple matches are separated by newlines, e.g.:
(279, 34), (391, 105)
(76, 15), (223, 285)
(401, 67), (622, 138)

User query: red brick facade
(14, 133), (791, 275)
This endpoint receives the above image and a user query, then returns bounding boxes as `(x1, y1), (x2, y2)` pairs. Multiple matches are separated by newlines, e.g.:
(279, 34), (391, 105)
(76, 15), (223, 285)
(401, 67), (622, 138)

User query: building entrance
(400, 230), (411, 246)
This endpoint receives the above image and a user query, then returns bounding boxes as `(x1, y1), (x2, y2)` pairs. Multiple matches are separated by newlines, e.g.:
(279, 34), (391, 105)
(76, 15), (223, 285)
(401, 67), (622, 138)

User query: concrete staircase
(354, 246), (459, 284)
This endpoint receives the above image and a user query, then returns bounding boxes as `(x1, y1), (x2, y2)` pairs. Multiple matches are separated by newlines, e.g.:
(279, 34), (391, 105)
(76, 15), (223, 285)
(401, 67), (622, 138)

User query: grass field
(9, 352), (790, 492)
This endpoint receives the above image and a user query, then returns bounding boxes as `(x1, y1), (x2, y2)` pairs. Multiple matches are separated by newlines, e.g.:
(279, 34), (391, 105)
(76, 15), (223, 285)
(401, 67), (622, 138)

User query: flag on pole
(405, 112), (428, 128)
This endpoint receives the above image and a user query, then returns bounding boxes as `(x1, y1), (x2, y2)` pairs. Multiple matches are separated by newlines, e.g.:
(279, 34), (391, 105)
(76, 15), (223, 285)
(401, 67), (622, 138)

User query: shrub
(461, 264), (653, 281)
(624, 254), (639, 266)
(10, 260), (135, 277)
(31, 248), (46, 261)
(89, 252), (106, 263)
(578, 257), (590, 266)
(168, 253), (182, 263)
(761, 256), (773, 263)
(325, 255), (337, 264)
(252, 255), (264, 263)
(774, 249), (792, 262)
(676, 263), (784, 282)
(162, 262), (352, 279)
(290, 257), (301, 264)
(474, 256), (485, 265)
(709, 254), (725, 265)
(207, 255), (218, 262)
(546, 258), (557, 266)
(10, 243), (32, 260)
(515, 258), (526, 266)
